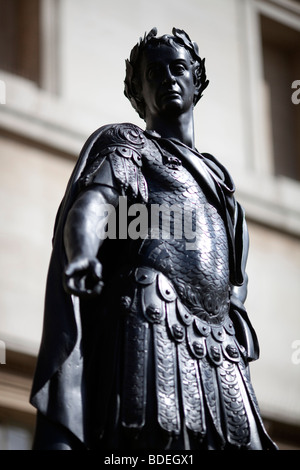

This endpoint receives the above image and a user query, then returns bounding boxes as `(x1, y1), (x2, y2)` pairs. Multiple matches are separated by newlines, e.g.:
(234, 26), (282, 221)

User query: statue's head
(124, 27), (209, 120)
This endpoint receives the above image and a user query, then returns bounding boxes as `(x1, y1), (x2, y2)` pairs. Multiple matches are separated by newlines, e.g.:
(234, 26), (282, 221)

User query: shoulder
(81, 122), (146, 173)
(79, 123), (149, 202)
(90, 122), (146, 154)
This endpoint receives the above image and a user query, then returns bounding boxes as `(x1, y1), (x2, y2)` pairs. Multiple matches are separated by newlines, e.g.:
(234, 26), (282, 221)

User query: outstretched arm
(62, 123), (147, 297)
(63, 185), (119, 297)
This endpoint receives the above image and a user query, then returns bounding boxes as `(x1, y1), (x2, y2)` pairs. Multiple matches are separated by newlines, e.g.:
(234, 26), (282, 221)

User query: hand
(63, 256), (104, 297)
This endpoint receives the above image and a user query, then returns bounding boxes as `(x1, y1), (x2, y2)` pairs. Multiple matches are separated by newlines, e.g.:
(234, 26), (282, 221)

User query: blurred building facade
(0, 0), (300, 450)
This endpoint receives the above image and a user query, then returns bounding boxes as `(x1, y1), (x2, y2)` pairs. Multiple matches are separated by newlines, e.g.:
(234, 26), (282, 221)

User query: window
(260, 13), (300, 181)
(0, 350), (36, 450)
(0, 0), (41, 85)
(0, 422), (33, 450)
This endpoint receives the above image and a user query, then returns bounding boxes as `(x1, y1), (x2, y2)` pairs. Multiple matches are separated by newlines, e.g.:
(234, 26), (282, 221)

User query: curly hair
(124, 27), (209, 120)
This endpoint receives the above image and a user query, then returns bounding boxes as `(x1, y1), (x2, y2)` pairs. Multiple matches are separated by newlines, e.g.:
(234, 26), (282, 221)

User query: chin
(161, 102), (184, 117)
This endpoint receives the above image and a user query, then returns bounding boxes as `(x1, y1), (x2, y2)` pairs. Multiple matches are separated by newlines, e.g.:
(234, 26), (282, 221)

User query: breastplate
(138, 141), (230, 323)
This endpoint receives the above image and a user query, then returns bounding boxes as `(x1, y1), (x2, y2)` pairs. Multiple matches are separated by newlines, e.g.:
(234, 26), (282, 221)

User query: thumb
(64, 257), (90, 277)
(88, 258), (103, 279)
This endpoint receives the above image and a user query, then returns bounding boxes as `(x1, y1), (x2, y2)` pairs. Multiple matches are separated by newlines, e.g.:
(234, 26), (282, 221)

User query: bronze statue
(30, 28), (277, 450)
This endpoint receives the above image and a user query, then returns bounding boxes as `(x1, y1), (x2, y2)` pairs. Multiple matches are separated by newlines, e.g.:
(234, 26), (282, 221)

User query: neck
(145, 109), (195, 148)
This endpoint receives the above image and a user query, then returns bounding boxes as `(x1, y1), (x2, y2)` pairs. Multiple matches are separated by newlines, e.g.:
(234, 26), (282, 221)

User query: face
(139, 44), (196, 120)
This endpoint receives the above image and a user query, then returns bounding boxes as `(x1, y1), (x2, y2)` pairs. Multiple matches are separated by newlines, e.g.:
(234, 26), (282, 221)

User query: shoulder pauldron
(79, 123), (148, 202)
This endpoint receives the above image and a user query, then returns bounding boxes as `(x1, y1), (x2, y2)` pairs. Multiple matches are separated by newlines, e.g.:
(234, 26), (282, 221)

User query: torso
(136, 139), (230, 321)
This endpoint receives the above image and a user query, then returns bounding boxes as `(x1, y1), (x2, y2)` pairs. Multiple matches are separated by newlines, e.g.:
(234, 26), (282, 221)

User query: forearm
(231, 201), (249, 305)
(64, 186), (119, 262)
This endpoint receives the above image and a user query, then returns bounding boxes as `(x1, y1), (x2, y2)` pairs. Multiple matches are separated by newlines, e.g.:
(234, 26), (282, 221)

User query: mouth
(161, 90), (181, 100)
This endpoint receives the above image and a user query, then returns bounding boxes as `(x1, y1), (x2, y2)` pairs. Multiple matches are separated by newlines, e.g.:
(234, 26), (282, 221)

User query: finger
(64, 276), (80, 295)
(65, 274), (104, 298)
(65, 258), (89, 277)
(63, 258), (104, 297)
(64, 274), (86, 296)
(89, 258), (103, 280)
(89, 280), (104, 296)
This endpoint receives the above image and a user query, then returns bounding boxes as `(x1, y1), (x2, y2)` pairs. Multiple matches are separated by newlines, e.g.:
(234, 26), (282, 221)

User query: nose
(162, 67), (176, 85)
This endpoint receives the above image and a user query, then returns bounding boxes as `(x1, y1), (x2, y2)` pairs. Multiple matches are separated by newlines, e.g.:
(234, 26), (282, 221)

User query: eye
(171, 63), (187, 75)
(146, 65), (162, 81)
